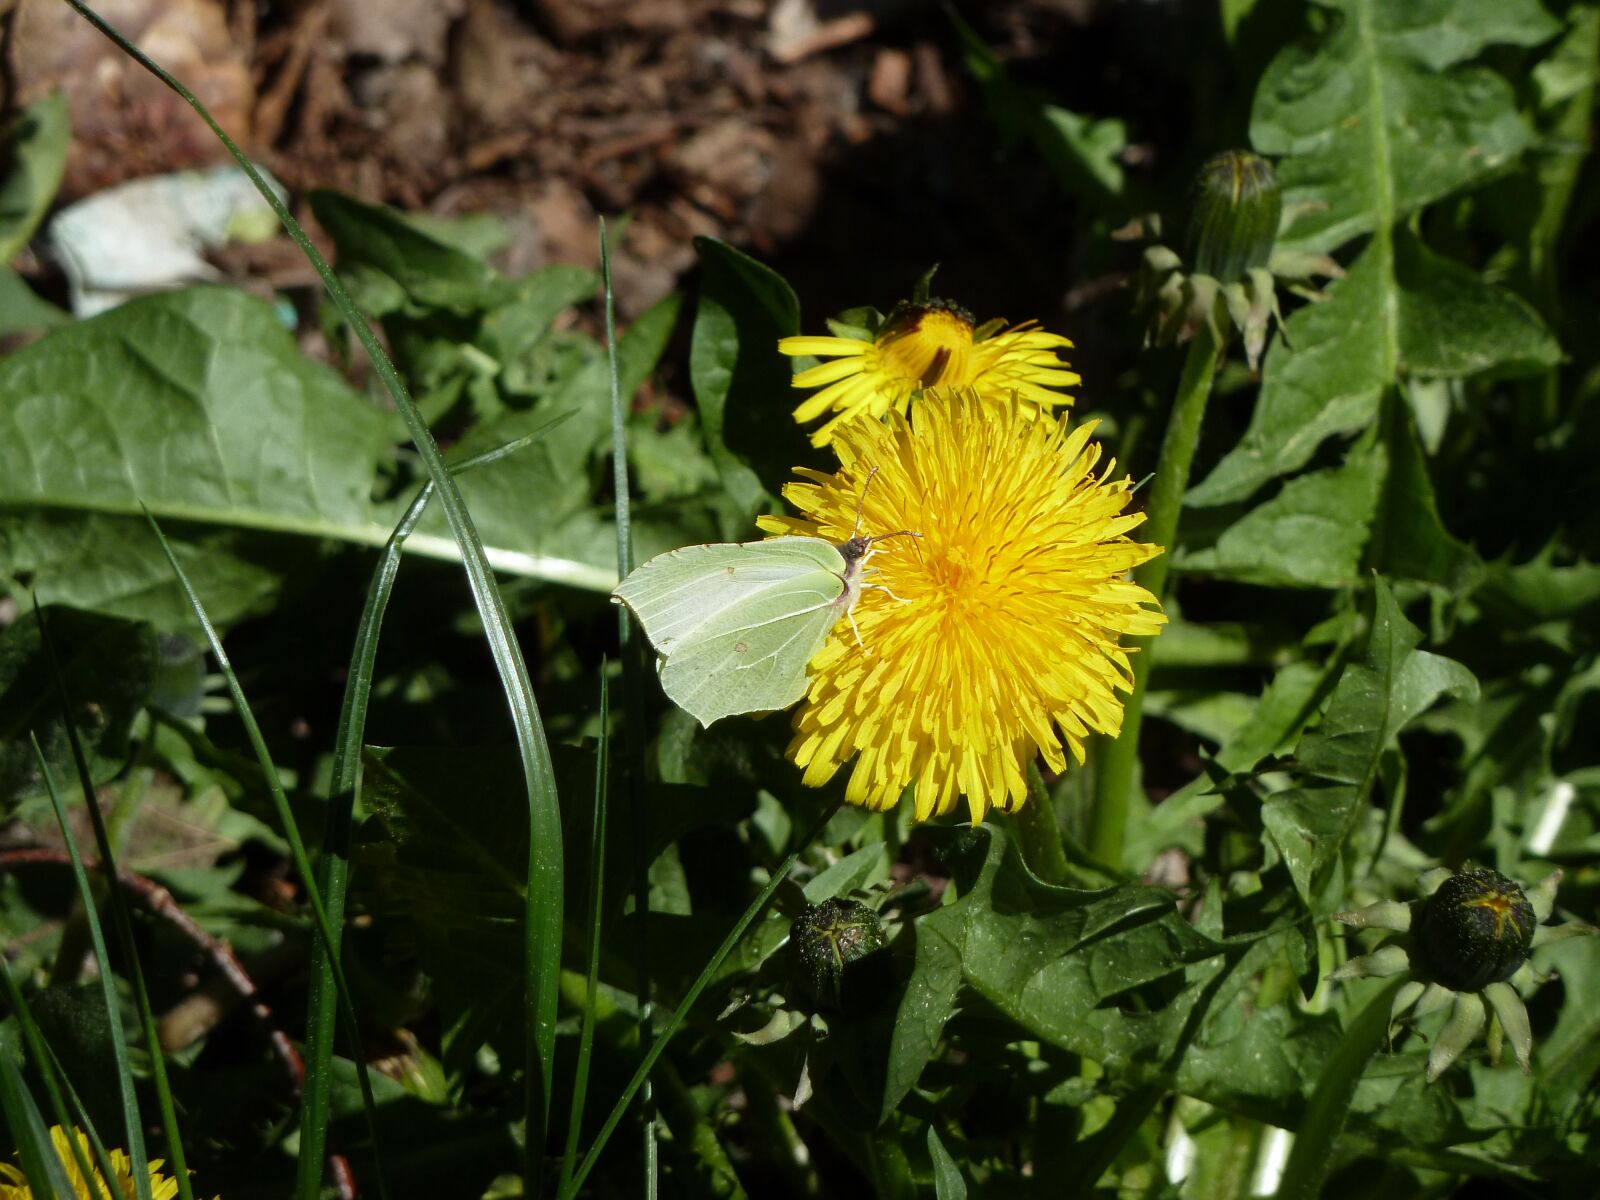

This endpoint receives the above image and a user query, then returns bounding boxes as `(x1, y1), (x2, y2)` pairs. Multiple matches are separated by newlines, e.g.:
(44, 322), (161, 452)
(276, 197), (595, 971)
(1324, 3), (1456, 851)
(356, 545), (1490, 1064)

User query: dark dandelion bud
(1411, 868), (1537, 993)
(790, 898), (888, 1010)
(1188, 151), (1282, 284)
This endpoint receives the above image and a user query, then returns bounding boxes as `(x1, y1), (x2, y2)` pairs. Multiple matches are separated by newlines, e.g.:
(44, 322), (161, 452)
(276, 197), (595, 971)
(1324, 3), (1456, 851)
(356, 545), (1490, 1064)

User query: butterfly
(611, 471), (917, 727)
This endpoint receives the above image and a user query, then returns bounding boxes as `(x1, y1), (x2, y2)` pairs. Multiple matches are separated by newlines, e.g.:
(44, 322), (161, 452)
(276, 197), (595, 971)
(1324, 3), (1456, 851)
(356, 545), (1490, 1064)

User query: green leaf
(950, 10), (1127, 213)
(1262, 577), (1477, 900)
(882, 829), (1222, 1121)
(926, 1126), (968, 1200)
(1189, 234), (1559, 508)
(1256, 0), (1556, 257)
(689, 237), (809, 523)
(1368, 395), (1483, 592)
(0, 287), (614, 625)
(1187, 249), (1388, 507)
(0, 92), (69, 263)
(0, 267), (69, 336)
(1393, 230), (1561, 378)
(1193, 0), (1562, 510)
(416, 291), (688, 582)
(1179, 446), (1384, 588)
(310, 190), (506, 316)
(0, 607), (157, 814)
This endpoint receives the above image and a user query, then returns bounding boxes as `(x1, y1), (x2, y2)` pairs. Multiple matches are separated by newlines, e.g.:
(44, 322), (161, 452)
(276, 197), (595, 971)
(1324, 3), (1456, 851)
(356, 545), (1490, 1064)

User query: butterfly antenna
(850, 466), (881, 538)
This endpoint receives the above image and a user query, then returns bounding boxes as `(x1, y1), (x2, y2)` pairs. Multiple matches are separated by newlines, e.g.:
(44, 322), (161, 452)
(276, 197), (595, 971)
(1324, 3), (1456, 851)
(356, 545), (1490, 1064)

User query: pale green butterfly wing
(613, 536), (848, 727)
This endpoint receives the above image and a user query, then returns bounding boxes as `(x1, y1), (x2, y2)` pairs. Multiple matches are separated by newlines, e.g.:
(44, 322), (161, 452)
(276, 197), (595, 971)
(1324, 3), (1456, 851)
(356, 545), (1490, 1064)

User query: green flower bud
(1410, 868), (1536, 993)
(790, 898), (888, 1010)
(1188, 151), (1282, 284)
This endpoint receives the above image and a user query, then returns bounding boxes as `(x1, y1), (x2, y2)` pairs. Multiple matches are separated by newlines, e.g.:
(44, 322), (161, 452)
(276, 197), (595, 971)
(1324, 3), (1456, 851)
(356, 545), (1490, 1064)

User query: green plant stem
(600, 220), (659, 1198)
(1276, 977), (1406, 1200)
(1089, 323), (1220, 868)
(558, 674), (610, 1197)
(565, 802), (842, 1195)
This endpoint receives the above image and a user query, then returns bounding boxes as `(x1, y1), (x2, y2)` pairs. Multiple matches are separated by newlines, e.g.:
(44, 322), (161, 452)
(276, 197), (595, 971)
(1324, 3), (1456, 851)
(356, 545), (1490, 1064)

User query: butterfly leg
(847, 608), (869, 653)
(864, 582), (910, 604)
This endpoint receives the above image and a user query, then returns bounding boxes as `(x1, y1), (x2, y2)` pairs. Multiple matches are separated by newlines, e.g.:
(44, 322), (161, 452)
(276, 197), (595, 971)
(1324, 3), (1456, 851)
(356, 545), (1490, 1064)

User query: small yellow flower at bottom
(0, 1125), (214, 1200)
(778, 301), (1079, 447)
(758, 391), (1164, 822)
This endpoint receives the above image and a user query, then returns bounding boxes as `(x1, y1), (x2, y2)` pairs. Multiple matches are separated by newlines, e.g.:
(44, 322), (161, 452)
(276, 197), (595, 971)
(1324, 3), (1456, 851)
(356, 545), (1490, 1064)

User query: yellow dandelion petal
(0, 1126), (212, 1200)
(780, 304), (1079, 446)
(775, 392), (1163, 822)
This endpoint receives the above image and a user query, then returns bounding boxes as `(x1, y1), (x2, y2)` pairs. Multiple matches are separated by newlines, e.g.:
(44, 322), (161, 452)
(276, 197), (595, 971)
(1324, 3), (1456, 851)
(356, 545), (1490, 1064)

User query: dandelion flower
(778, 300), (1080, 447)
(757, 391), (1164, 821)
(0, 1125), (212, 1200)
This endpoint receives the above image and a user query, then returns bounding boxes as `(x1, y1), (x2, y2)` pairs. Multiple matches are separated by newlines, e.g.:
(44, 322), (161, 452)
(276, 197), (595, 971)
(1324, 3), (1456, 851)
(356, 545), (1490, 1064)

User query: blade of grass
(139, 509), (389, 1200)
(558, 671), (610, 1195)
(0, 1052), (79, 1199)
(34, 612), (179, 1200)
(565, 802), (842, 1196)
(294, 416), (575, 1199)
(44, 1042), (126, 1200)
(60, 4), (568, 1184)
(0, 958), (114, 1198)
(601, 216), (660, 1196)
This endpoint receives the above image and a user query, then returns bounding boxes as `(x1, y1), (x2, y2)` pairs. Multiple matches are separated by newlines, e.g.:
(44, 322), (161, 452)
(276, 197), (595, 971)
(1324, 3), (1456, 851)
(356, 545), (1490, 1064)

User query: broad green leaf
(0, 607), (156, 814)
(1263, 578), (1477, 900)
(1256, 0), (1556, 257)
(0, 287), (615, 622)
(690, 237), (809, 524)
(0, 93), (69, 263)
(0, 512), (295, 631)
(1180, 446), (1384, 588)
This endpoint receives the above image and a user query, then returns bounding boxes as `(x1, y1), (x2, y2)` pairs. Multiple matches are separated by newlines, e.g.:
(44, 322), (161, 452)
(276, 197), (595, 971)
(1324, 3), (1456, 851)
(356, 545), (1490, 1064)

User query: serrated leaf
(1263, 577), (1477, 900)
(1256, 0), (1555, 256)
(882, 829), (1221, 1121)
(1193, 0), (1561, 510)
(1189, 233), (1558, 509)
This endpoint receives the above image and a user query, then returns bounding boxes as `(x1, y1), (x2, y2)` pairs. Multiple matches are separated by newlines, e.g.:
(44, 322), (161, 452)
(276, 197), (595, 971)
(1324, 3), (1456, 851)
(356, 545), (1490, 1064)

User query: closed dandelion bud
(1411, 868), (1536, 993)
(1188, 150), (1282, 283)
(790, 898), (888, 1009)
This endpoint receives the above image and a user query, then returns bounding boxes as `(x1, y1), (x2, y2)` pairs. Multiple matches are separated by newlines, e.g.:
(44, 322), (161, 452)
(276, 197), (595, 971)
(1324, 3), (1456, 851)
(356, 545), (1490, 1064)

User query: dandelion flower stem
(1089, 323), (1220, 867)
